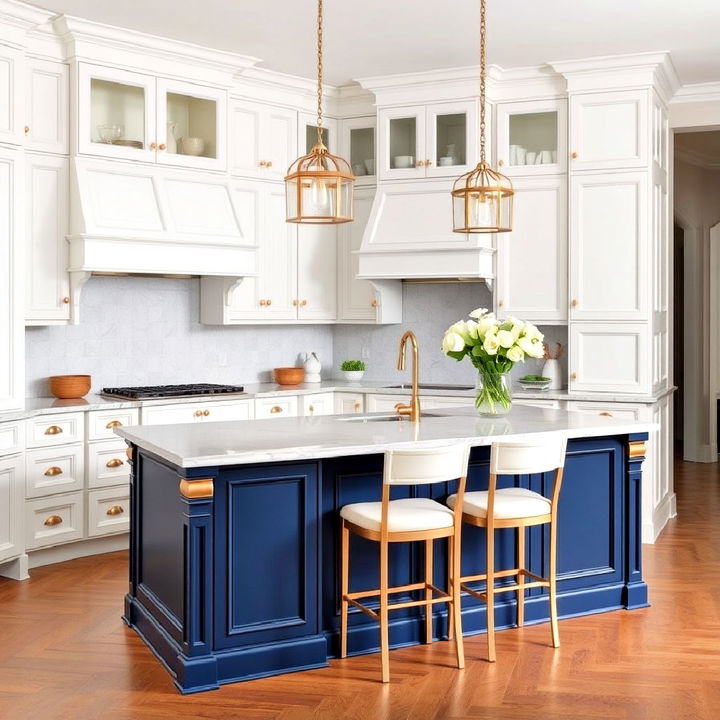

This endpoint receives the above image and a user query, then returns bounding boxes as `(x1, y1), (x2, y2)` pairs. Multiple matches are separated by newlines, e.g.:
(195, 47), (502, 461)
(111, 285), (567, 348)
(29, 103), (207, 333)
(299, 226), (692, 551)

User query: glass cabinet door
(156, 78), (227, 171)
(425, 101), (477, 178)
(78, 63), (156, 163)
(300, 112), (338, 155)
(340, 116), (376, 186)
(496, 99), (567, 175)
(378, 106), (425, 180)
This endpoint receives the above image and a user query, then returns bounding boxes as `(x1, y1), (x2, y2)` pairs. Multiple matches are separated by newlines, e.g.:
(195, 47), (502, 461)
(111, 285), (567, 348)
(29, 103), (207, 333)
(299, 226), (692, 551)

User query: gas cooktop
(101, 383), (245, 400)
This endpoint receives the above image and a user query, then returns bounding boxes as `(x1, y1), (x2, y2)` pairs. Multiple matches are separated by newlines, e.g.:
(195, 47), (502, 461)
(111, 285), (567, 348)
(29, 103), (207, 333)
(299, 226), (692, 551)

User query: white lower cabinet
(26, 412), (84, 448)
(87, 486), (130, 537)
(0, 453), (24, 564)
(301, 393), (335, 416)
(365, 394), (403, 413)
(255, 396), (298, 419)
(334, 393), (365, 415)
(25, 491), (84, 550)
(87, 407), (139, 441)
(565, 400), (645, 420)
(141, 399), (254, 425)
(421, 396), (474, 410)
(25, 444), (84, 498)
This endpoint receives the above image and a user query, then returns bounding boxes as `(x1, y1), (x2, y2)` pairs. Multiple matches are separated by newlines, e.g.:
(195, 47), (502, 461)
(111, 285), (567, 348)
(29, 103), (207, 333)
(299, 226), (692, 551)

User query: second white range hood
(357, 179), (495, 283)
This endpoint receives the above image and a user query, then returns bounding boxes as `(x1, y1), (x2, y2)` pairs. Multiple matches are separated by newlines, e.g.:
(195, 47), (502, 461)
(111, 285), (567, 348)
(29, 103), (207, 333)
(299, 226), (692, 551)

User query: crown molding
(0, 0), (55, 46)
(672, 82), (720, 104)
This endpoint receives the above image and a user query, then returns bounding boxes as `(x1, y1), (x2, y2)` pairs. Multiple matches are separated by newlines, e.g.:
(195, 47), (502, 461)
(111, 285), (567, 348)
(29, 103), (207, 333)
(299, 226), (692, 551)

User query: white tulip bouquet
(442, 308), (545, 414)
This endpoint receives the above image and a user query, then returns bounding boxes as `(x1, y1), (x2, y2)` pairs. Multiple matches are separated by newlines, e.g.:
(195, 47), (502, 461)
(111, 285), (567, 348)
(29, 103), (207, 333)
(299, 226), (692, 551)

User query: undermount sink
(381, 383), (474, 391)
(338, 413), (436, 423)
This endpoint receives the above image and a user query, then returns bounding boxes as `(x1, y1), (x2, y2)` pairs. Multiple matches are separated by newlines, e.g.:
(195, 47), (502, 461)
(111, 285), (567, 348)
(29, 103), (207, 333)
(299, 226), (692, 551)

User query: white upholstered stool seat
(447, 488), (551, 520)
(340, 498), (454, 533)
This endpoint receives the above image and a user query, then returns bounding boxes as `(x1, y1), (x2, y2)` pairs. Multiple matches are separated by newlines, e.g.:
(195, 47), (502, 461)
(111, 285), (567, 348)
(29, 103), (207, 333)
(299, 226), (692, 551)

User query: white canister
(516, 147), (527, 165)
(526, 151), (537, 165)
(541, 358), (562, 390)
(303, 352), (322, 383)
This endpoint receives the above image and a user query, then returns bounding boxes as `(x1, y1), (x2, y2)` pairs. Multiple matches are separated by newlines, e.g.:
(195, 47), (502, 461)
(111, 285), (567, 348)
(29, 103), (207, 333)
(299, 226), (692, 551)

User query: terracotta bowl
(49, 374), (91, 399)
(273, 367), (305, 386)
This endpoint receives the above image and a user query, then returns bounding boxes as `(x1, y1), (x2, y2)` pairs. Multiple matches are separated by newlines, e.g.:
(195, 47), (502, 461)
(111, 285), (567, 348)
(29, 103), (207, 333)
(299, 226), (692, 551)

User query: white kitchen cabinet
(87, 440), (130, 489)
(495, 175), (567, 323)
(25, 491), (84, 550)
(141, 399), (254, 425)
(568, 322), (650, 394)
(230, 99), (296, 181)
(0, 147), (23, 411)
(87, 486), (130, 537)
(255, 396), (298, 419)
(77, 63), (227, 170)
(25, 444), (84, 498)
(24, 153), (70, 325)
(25, 58), (69, 154)
(297, 225), (337, 321)
(569, 171), (648, 321)
(378, 101), (477, 181)
(25, 412), (84, 449)
(365, 394), (402, 413)
(569, 89), (648, 171)
(334, 393), (364, 415)
(0, 454), (24, 565)
(341, 115), (376, 186)
(0, 45), (23, 145)
(421, 396), (474, 410)
(513, 398), (563, 410)
(299, 111), (338, 155)
(301, 392), (335, 416)
(565, 400), (646, 421)
(495, 98), (567, 175)
(87, 407), (139, 441)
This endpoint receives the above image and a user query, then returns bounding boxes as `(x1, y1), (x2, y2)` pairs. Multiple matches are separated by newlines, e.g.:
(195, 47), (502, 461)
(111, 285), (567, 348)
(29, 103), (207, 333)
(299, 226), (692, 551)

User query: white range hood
(68, 158), (257, 322)
(357, 179), (495, 283)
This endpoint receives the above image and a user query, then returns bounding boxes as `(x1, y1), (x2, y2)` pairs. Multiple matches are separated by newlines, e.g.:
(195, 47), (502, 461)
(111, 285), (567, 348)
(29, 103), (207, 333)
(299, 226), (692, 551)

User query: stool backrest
(489, 438), (567, 476)
(384, 444), (471, 486)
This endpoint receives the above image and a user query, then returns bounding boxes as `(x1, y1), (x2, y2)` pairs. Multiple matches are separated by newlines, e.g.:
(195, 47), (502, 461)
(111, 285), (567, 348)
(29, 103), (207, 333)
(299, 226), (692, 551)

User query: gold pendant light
(285, 0), (354, 224)
(452, 0), (513, 233)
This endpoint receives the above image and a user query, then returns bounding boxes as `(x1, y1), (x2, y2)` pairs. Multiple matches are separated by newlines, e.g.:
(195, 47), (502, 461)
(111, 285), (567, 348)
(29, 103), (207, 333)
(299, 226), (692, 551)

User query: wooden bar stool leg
(447, 536), (454, 641)
(549, 520), (560, 648)
(451, 533), (465, 669)
(340, 520), (350, 659)
(486, 529), (496, 663)
(379, 537), (390, 683)
(516, 526), (525, 627)
(425, 539), (433, 644)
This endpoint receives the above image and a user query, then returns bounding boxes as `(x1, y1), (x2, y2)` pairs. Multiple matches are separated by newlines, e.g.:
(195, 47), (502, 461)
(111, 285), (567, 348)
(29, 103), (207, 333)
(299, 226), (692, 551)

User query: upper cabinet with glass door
(299, 111), (338, 155)
(377, 100), (477, 181)
(495, 99), (567, 176)
(77, 64), (227, 171)
(340, 116), (376, 186)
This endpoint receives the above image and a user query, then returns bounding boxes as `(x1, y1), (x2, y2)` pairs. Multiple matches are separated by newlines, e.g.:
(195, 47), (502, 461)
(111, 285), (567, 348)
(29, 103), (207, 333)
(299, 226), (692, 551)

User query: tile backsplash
(25, 276), (568, 397)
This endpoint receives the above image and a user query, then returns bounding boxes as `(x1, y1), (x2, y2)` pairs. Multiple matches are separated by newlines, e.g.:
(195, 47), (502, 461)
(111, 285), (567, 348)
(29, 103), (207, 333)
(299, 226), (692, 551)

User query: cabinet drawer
(88, 408), (139, 440)
(514, 399), (563, 410)
(88, 440), (131, 489)
(25, 492), (84, 549)
(255, 396), (298, 419)
(141, 399), (254, 425)
(334, 393), (365, 415)
(422, 396), (474, 409)
(88, 486), (130, 537)
(25, 444), (84, 498)
(301, 393), (335, 417)
(566, 401), (648, 421)
(26, 412), (84, 448)
(0, 421), (23, 457)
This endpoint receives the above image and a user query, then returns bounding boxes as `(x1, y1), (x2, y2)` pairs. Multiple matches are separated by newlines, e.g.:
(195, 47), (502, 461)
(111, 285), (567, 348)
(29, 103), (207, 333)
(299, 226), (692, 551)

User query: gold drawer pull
(105, 420), (123, 429)
(266, 160), (273, 168)
(270, 406), (283, 414)
(62, 296), (70, 304)
(44, 515), (63, 527)
(44, 425), (63, 435)
(308, 405), (315, 415)
(354, 402), (361, 412)
(24, 125), (30, 134)
(571, 151), (578, 159)
(126, 446), (133, 461)
(193, 410), (203, 418)
(106, 458), (124, 468)
(570, 372), (577, 381)
(44, 466), (63, 477)
(599, 411), (613, 417)
(203, 409), (210, 417)
(371, 299), (379, 308)
(106, 505), (125, 516)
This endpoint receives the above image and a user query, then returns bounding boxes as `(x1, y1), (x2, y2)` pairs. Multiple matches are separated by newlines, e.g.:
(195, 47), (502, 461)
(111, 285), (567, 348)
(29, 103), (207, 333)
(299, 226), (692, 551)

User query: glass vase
(474, 370), (512, 417)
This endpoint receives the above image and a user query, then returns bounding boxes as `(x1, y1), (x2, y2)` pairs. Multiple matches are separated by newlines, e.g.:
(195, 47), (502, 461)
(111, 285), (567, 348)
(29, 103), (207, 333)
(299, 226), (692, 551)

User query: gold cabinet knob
(44, 425), (63, 435)
(158, 143), (167, 151)
(599, 411), (613, 417)
(259, 160), (266, 167)
(416, 160), (425, 167)
(270, 405), (283, 414)
(354, 402), (361, 412)
(44, 466), (63, 477)
(498, 299), (504, 308)
(571, 152), (578, 159)
(193, 410), (203, 418)
(498, 159), (504, 167)
(24, 125), (30, 135)
(371, 299), (379, 308)
(203, 409), (210, 416)
(44, 515), (63, 527)
(571, 299), (579, 307)
(106, 505), (124, 516)
(259, 299), (267, 306)
(266, 160), (272, 167)
(292, 299), (298, 306)
(425, 159), (433, 166)
(105, 420), (122, 429)
(266, 299), (272, 306)
(62, 297), (70, 304)
(308, 405), (315, 415)
(150, 142), (158, 150)
(106, 458), (124, 468)
(570, 372), (577, 380)
(300, 299), (308, 307)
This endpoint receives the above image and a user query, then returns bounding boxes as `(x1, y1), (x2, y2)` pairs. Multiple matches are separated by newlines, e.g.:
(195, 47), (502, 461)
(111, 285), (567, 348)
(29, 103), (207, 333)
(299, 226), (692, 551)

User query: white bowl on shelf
(393, 155), (414, 169)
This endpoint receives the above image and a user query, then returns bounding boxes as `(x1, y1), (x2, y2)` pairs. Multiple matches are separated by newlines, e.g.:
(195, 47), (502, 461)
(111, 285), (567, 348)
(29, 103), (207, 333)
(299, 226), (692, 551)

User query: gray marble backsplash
(25, 277), (568, 397)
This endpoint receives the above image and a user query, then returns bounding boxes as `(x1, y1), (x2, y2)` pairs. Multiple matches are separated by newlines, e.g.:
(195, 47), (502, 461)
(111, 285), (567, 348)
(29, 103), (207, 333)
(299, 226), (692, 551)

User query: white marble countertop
(0, 381), (674, 424)
(116, 405), (656, 469)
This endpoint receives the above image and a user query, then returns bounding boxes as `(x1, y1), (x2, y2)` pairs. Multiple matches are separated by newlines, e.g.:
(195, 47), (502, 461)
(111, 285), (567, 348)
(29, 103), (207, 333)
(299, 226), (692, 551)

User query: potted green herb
(340, 360), (366, 382)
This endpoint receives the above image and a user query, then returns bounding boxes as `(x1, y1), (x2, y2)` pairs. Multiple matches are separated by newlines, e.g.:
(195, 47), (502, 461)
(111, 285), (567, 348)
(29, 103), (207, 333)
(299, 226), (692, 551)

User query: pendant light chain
(316, 0), (324, 147)
(479, 0), (486, 164)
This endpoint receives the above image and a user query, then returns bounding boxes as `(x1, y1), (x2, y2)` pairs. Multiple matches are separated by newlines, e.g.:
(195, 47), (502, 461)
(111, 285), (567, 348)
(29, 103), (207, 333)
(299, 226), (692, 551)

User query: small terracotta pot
(49, 375), (91, 399)
(273, 367), (305, 386)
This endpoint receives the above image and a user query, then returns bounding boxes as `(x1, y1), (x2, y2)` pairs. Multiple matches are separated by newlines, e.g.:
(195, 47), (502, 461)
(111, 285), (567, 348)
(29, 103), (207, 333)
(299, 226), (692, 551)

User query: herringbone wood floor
(1, 457), (718, 720)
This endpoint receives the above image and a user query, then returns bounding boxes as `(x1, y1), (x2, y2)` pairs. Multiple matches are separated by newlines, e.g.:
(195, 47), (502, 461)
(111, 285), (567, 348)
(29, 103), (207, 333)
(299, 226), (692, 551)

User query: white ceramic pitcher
(303, 352), (322, 383)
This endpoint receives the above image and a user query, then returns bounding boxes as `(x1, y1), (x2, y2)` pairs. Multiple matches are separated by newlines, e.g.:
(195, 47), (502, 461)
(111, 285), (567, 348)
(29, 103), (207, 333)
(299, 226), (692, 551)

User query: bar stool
(447, 438), (567, 662)
(339, 443), (470, 683)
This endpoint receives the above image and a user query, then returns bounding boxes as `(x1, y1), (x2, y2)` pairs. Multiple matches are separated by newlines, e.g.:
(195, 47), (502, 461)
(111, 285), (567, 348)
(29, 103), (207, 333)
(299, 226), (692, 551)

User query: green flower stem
(474, 368), (512, 414)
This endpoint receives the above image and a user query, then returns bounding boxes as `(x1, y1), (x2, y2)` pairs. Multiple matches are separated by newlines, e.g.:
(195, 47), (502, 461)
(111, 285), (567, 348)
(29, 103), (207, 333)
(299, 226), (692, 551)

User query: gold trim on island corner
(179, 478), (214, 499)
(628, 441), (647, 458)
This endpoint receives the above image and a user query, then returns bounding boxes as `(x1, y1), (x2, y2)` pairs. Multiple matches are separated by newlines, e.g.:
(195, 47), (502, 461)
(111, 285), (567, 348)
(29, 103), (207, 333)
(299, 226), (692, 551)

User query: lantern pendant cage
(285, 0), (354, 224)
(452, 0), (514, 234)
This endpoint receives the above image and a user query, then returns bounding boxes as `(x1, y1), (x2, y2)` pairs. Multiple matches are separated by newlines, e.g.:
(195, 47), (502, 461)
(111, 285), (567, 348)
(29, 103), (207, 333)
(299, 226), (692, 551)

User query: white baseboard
(27, 534), (129, 572)
(643, 492), (678, 544)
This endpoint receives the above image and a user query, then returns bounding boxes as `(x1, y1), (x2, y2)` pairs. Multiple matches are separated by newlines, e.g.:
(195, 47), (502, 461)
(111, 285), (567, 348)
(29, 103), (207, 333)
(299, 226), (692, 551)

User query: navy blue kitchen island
(118, 408), (650, 693)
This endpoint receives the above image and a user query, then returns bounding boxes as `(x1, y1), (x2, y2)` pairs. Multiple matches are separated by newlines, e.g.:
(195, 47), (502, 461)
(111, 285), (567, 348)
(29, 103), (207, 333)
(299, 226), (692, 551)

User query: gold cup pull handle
(599, 411), (613, 417)
(44, 466), (63, 477)
(106, 458), (124, 468)
(44, 425), (63, 435)
(270, 405), (283, 414)
(106, 505), (125, 516)
(106, 420), (122, 429)
(44, 515), (63, 527)
(354, 402), (361, 412)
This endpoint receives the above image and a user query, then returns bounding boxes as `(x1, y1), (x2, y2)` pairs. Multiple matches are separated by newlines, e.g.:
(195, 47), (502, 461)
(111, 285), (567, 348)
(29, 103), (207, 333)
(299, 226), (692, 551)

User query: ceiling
(34, 0), (720, 87)
(675, 131), (720, 167)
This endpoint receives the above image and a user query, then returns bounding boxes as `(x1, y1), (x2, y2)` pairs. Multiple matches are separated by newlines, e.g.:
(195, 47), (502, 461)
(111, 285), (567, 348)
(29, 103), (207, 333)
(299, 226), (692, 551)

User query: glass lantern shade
(285, 144), (355, 224)
(451, 162), (514, 233)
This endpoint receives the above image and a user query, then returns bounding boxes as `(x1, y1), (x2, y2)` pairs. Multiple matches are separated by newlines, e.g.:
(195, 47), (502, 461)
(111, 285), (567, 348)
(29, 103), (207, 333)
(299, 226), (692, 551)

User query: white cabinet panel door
(25, 154), (70, 324)
(377, 105), (425, 181)
(297, 225), (337, 321)
(569, 322), (650, 394)
(25, 491), (84, 549)
(88, 486), (130, 537)
(264, 105), (297, 181)
(229, 100), (262, 177)
(0, 46), (23, 145)
(570, 171), (648, 321)
(496, 176), (567, 323)
(263, 187), (297, 320)
(0, 455), (23, 564)
(255, 396), (298, 419)
(334, 393), (364, 414)
(26, 59), (69, 154)
(570, 90), (648, 171)
(301, 392), (335, 416)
